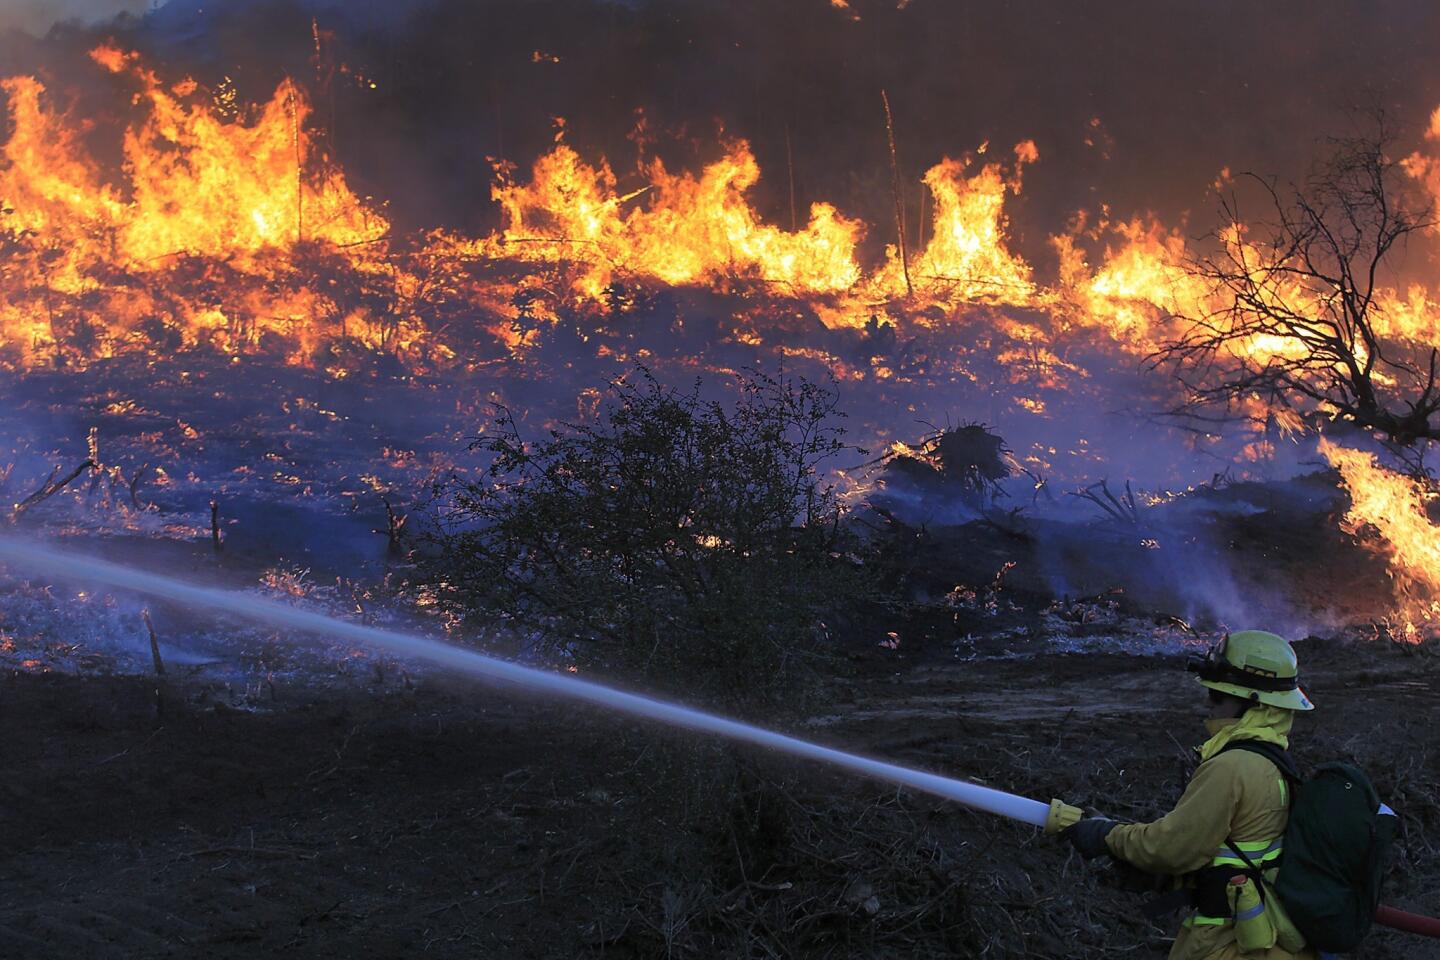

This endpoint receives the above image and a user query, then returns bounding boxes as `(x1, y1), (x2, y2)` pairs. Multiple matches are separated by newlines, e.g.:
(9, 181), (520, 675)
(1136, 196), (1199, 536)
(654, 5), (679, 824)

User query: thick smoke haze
(8, 0), (1440, 259)
(0, 0), (148, 36)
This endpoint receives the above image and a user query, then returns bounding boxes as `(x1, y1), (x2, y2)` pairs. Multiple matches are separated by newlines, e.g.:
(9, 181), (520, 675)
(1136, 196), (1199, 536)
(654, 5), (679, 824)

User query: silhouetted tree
(1156, 125), (1439, 448)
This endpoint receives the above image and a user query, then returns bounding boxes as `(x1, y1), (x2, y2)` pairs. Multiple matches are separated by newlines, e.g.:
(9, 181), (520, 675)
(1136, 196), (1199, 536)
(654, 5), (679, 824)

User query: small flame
(870, 143), (1038, 306)
(1320, 438), (1439, 642)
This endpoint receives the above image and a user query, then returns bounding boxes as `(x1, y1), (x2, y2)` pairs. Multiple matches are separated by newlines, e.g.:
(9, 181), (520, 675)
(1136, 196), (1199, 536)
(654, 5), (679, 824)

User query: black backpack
(1221, 741), (1397, 953)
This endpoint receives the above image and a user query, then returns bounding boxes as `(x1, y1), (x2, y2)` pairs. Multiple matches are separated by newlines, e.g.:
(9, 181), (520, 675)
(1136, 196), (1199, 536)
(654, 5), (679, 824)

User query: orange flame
(871, 141), (1039, 306)
(0, 47), (392, 367)
(480, 140), (864, 299)
(1054, 216), (1206, 346)
(1319, 437), (1439, 641)
(3, 46), (385, 265)
(1402, 104), (1440, 221)
(6, 45), (1440, 396)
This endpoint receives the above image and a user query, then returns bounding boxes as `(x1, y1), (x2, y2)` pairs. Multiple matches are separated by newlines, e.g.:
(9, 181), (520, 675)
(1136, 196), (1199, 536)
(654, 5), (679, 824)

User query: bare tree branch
(1152, 118), (1440, 447)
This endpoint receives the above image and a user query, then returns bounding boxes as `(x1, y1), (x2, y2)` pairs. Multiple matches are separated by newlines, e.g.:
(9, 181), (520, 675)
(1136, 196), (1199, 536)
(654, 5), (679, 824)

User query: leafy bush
(422, 368), (872, 708)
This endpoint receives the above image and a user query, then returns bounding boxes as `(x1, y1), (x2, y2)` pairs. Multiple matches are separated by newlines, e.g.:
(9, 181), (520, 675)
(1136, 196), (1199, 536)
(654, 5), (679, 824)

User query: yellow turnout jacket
(1104, 707), (1318, 960)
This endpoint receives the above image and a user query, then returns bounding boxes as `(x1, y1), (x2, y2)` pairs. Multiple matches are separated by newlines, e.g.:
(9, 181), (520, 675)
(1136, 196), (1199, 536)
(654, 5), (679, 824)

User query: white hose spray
(0, 536), (1079, 832)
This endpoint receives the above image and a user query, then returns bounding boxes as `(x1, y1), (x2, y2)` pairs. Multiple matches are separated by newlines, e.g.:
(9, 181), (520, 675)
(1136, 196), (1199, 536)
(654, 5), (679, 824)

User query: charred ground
(0, 539), (1436, 960)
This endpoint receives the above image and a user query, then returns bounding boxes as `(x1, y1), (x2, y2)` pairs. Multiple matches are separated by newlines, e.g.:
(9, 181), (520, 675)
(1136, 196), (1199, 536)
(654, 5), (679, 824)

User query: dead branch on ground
(142, 609), (166, 720)
(1069, 480), (1141, 525)
(128, 462), (152, 510)
(8, 459), (97, 523)
(377, 495), (409, 555)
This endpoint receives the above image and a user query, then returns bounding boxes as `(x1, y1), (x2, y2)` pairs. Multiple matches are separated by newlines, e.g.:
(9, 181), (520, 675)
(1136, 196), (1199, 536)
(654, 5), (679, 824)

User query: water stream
(0, 536), (1051, 828)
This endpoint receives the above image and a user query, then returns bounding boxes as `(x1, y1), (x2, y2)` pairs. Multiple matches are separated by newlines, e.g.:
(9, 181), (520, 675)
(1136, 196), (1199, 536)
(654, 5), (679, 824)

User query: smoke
(0, 0), (149, 36)
(10, 0), (1440, 240)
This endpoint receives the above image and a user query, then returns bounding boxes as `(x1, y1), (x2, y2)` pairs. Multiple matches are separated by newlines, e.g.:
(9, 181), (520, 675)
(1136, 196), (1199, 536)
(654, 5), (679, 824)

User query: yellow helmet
(1188, 630), (1314, 711)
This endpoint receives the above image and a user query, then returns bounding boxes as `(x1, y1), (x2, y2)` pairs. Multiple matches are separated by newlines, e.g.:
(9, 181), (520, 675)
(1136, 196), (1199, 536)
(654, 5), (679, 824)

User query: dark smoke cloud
(0, 0), (147, 36)
(10, 0), (1440, 255)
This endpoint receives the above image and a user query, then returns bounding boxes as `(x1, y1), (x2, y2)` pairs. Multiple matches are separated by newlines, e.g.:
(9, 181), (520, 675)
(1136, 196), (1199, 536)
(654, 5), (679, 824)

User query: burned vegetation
(420, 369), (875, 709)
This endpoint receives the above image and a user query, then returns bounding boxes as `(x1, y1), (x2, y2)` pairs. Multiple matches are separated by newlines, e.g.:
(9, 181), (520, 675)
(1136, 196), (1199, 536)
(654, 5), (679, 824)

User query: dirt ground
(2, 633), (1436, 959)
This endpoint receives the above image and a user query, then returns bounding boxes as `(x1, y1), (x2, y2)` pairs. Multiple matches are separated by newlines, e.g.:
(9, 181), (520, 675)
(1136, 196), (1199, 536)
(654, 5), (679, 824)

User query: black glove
(1064, 817), (1118, 859)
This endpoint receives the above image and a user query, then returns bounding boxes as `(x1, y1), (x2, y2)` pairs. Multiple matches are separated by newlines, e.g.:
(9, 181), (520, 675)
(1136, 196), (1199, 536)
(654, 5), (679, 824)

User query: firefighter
(1064, 630), (1317, 960)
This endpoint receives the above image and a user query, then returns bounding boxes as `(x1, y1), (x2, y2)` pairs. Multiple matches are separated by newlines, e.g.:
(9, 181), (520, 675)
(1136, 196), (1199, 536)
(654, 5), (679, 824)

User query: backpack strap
(1218, 739), (1302, 788)
(1225, 834), (1267, 879)
(1215, 740), (1302, 910)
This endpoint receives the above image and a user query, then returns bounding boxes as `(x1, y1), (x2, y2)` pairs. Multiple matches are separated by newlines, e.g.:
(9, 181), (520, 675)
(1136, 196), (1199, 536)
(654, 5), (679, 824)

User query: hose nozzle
(1044, 798), (1083, 835)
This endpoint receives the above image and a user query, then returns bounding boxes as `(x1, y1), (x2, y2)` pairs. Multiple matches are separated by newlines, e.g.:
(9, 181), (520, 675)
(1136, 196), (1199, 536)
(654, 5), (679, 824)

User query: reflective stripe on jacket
(1190, 837), (1284, 926)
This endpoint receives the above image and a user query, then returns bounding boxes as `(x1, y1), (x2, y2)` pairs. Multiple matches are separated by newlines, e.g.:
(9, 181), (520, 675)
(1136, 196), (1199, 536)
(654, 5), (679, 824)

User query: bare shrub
(421, 367), (873, 708)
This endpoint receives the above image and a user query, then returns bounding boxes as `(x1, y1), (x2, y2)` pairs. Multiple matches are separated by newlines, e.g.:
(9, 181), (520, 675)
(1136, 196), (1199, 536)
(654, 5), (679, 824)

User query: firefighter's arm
(1103, 755), (1238, 876)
